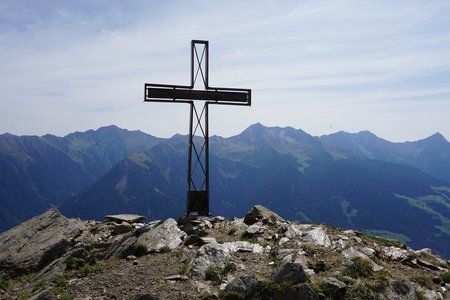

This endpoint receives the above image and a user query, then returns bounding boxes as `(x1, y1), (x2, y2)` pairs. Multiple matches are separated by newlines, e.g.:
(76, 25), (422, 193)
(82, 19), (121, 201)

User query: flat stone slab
(105, 214), (146, 224)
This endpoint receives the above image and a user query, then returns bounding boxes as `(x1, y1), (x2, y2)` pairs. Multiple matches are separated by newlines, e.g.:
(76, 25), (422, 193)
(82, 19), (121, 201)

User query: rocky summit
(1, 206), (450, 300)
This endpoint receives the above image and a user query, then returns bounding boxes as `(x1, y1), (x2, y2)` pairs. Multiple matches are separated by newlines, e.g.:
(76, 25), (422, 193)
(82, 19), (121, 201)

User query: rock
(189, 242), (231, 277)
(104, 214), (146, 224)
(189, 241), (265, 277)
(343, 246), (367, 260)
(272, 262), (308, 284)
(417, 287), (444, 300)
(29, 290), (57, 300)
(184, 235), (202, 246)
(416, 248), (433, 256)
(222, 241), (265, 254)
(164, 274), (189, 281)
(0, 209), (84, 277)
(383, 279), (417, 300)
(180, 223), (195, 235)
(252, 282), (319, 300)
(104, 233), (138, 258)
(133, 294), (159, 300)
(284, 283), (320, 300)
(312, 260), (326, 273)
(244, 205), (285, 225)
(212, 216), (226, 223)
(279, 237), (290, 246)
(283, 224), (302, 239)
(194, 280), (212, 294)
(416, 258), (447, 271)
(245, 222), (265, 236)
(294, 251), (309, 269)
(361, 247), (376, 257)
(342, 246), (383, 272)
(381, 246), (410, 261)
(277, 248), (295, 260)
(200, 219), (213, 229)
(321, 277), (347, 299)
(335, 239), (348, 250)
(303, 227), (331, 247)
(200, 237), (217, 245)
(136, 218), (186, 252)
(224, 276), (258, 297)
(112, 222), (133, 235)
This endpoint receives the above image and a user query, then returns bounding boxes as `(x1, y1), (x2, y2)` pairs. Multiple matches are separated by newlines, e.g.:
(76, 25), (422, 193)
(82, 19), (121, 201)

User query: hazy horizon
(2, 122), (448, 144)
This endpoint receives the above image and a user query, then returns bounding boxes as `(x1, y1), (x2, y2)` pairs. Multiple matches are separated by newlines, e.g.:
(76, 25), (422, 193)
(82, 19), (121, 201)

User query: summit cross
(144, 40), (251, 217)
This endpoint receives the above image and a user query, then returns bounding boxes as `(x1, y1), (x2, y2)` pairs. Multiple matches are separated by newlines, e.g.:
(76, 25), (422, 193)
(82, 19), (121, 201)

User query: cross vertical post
(145, 40), (251, 217)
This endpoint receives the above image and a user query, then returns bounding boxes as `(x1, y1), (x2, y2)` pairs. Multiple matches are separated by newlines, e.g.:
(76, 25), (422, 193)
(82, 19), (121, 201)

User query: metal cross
(144, 40), (251, 217)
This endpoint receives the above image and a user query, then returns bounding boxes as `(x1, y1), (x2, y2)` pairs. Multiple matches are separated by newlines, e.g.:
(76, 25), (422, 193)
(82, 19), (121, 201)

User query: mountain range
(1, 123), (450, 257)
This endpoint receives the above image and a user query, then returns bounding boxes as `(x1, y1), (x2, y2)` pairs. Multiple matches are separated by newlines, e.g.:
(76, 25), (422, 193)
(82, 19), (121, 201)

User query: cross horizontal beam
(145, 84), (251, 105)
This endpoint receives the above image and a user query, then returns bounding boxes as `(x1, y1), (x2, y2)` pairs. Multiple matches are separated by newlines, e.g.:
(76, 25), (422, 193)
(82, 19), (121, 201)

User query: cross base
(187, 190), (210, 216)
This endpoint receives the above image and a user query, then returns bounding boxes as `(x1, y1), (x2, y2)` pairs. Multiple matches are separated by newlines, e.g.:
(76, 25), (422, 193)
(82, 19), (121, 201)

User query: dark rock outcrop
(271, 262), (308, 284)
(243, 205), (285, 225)
(0, 209), (84, 277)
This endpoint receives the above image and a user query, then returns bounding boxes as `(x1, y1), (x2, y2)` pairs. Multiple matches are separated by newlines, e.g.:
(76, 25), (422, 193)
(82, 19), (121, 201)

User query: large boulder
(271, 262), (308, 284)
(224, 276), (258, 298)
(189, 242), (232, 277)
(284, 283), (320, 300)
(135, 218), (186, 253)
(303, 227), (332, 247)
(244, 205), (285, 225)
(0, 209), (84, 277)
(382, 279), (417, 300)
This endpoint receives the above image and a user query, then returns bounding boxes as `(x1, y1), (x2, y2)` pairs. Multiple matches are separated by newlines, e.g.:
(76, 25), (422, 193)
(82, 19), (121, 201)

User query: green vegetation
(50, 275), (73, 300)
(432, 186), (450, 196)
(32, 281), (46, 293)
(441, 271), (450, 284)
(240, 233), (258, 243)
(411, 275), (434, 289)
(253, 280), (293, 299)
(344, 257), (373, 279)
(364, 230), (411, 245)
(134, 243), (148, 256)
(363, 233), (404, 248)
(345, 280), (378, 300)
(394, 194), (450, 233)
(53, 274), (68, 287)
(227, 227), (237, 236)
(49, 287), (74, 300)
(159, 245), (171, 253)
(0, 277), (10, 291)
(154, 280), (168, 290)
(78, 262), (103, 277)
(204, 266), (220, 281)
(340, 199), (358, 224)
(172, 249), (182, 258)
(218, 290), (245, 300)
(221, 262), (237, 275)
(179, 261), (190, 275)
(16, 291), (31, 300)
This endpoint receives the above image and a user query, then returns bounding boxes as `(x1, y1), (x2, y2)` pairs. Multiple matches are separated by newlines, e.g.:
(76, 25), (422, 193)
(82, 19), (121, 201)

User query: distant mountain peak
(426, 132), (448, 143)
(96, 125), (122, 131)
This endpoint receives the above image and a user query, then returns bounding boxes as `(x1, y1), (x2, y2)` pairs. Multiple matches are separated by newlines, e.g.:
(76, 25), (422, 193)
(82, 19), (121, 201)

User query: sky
(1, 0), (450, 142)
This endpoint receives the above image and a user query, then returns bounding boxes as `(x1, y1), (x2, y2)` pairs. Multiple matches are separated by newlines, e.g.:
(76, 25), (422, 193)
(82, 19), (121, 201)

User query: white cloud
(0, 0), (449, 142)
